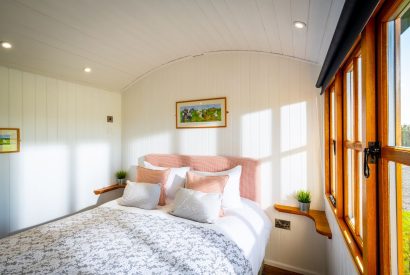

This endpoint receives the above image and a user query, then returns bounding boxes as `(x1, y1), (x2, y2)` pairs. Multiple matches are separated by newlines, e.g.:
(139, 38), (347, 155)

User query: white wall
(0, 66), (121, 237)
(122, 51), (327, 274)
(324, 199), (359, 275)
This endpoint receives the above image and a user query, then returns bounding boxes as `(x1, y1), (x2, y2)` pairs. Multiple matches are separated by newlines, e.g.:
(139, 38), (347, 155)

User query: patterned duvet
(0, 207), (253, 275)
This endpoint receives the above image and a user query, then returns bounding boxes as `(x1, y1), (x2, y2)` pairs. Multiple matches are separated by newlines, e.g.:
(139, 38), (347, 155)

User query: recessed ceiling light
(84, 67), (92, 73)
(1, 41), (12, 49)
(294, 21), (306, 29)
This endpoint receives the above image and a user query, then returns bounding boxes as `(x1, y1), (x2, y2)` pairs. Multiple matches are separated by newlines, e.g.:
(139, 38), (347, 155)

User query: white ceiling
(0, 0), (344, 92)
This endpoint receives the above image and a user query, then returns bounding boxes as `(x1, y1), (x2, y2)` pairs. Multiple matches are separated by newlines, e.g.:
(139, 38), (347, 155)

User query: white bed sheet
(101, 198), (272, 275)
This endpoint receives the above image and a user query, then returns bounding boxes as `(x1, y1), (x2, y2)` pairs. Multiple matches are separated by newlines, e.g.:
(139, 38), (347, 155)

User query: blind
(316, 0), (380, 94)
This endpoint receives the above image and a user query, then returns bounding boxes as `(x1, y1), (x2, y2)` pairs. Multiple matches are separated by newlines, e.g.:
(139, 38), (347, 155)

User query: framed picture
(0, 128), (20, 153)
(176, 97), (227, 129)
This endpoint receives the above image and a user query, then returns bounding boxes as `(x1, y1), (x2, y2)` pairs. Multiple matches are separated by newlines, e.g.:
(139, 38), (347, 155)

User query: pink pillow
(185, 172), (228, 194)
(136, 166), (170, 206)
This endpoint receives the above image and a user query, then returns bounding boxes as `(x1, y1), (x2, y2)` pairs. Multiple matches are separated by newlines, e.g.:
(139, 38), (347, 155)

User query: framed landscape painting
(0, 128), (20, 153)
(176, 97), (227, 129)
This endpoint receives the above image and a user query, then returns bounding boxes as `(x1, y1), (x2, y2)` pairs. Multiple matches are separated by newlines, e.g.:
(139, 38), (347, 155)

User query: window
(343, 53), (364, 245)
(379, 3), (410, 274)
(324, 33), (377, 273)
(329, 83), (337, 201)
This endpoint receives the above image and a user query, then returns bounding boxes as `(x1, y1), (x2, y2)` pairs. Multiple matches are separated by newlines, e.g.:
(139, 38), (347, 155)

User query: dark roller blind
(316, 0), (380, 94)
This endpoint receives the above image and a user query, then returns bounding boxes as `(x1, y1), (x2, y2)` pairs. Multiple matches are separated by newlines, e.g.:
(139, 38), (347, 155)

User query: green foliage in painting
(180, 106), (222, 123)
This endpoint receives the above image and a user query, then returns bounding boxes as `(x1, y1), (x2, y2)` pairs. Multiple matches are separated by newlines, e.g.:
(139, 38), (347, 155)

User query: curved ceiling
(0, 0), (344, 92)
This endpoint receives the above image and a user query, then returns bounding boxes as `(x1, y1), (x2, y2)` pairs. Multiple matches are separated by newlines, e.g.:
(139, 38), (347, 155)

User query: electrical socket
(275, 219), (291, 230)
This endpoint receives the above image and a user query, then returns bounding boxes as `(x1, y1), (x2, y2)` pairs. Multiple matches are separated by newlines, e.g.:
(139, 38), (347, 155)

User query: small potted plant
(296, 190), (311, 212)
(115, 170), (127, 185)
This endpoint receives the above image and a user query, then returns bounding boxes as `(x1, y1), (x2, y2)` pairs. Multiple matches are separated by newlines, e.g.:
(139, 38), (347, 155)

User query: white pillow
(170, 188), (222, 223)
(118, 181), (160, 210)
(143, 161), (190, 200)
(192, 165), (242, 209)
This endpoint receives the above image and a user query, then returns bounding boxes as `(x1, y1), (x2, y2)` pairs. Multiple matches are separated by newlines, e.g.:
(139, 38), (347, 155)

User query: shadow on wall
(7, 141), (112, 234)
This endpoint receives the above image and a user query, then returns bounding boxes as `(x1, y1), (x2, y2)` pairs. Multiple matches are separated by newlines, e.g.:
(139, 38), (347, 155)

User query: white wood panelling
(0, 0), (344, 92)
(122, 52), (327, 274)
(0, 66), (121, 237)
(324, 199), (359, 275)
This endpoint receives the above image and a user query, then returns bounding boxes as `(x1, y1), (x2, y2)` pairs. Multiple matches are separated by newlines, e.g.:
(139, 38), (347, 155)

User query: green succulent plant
(296, 190), (311, 203)
(115, 170), (127, 179)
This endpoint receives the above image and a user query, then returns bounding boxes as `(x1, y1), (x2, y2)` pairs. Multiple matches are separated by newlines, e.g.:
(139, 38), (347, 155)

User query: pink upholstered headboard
(144, 154), (261, 203)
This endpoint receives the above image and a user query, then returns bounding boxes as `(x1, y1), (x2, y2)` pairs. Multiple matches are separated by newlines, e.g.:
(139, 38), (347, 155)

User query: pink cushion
(185, 172), (228, 194)
(144, 154), (261, 204)
(136, 166), (170, 206)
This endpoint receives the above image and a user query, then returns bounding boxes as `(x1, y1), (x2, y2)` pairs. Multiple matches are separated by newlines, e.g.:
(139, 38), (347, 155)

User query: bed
(0, 154), (271, 275)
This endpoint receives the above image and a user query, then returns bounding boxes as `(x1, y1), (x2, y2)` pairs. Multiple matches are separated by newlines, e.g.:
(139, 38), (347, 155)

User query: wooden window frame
(377, 0), (410, 273)
(324, 21), (378, 274)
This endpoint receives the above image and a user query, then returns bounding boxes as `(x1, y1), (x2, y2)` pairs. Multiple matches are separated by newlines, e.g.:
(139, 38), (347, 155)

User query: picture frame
(176, 97), (227, 129)
(0, 128), (20, 153)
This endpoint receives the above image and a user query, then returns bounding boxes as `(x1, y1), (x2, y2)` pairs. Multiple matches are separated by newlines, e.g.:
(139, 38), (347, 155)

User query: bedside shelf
(274, 204), (332, 239)
(94, 184), (126, 195)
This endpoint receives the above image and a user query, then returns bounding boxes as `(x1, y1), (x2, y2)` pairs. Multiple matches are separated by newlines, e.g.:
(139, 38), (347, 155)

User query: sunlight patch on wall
(260, 159), (273, 208)
(241, 109), (272, 158)
(177, 129), (213, 155)
(280, 102), (307, 153)
(75, 143), (110, 210)
(15, 145), (69, 230)
(280, 151), (307, 201)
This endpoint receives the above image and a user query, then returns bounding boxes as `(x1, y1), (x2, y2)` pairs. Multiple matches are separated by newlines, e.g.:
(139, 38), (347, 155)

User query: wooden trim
(361, 18), (378, 275)
(94, 184), (125, 195)
(377, 4), (392, 272)
(273, 204), (332, 239)
(335, 72), (345, 218)
(382, 147), (410, 166)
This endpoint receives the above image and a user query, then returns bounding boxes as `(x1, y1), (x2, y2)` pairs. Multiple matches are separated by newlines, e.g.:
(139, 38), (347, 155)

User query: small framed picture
(176, 97), (227, 129)
(0, 128), (20, 153)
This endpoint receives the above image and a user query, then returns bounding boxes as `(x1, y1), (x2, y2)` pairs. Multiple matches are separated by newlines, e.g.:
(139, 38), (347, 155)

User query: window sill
(325, 195), (364, 274)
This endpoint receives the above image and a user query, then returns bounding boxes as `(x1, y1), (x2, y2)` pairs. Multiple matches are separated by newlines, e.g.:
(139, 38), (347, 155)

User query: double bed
(0, 154), (271, 275)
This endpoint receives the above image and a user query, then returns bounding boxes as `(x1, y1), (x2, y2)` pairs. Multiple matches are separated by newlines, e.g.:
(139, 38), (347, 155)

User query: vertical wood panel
(0, 65), (121, 237)
(0, 67), (10, 236)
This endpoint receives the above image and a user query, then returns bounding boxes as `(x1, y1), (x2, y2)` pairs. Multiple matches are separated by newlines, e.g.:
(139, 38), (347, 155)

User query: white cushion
(170, 188), (222, 223)
(143, 161), (190, 200)
(192, 165), (242, 209)
(118, 181), (160, 210)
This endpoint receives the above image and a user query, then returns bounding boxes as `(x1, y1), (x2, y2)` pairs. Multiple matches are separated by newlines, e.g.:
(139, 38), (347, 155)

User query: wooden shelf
(94, 184), (126, 195)
(274, 204), (332, 239)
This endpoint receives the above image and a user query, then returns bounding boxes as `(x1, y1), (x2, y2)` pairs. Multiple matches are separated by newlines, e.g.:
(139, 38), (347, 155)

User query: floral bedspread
(0, 207), (252, 275)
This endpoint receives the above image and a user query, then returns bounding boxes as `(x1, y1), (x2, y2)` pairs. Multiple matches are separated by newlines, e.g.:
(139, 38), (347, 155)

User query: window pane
(357, 57), (363, 141)
(346, 70), (354, 140)
(400, 8), (410, 147)
(330, 90), (336, 196)
(389, 162), (410, 274)
(358, 151), (363, 238)
(347, 149), (355, 225)
(388, 21), (396, 146)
